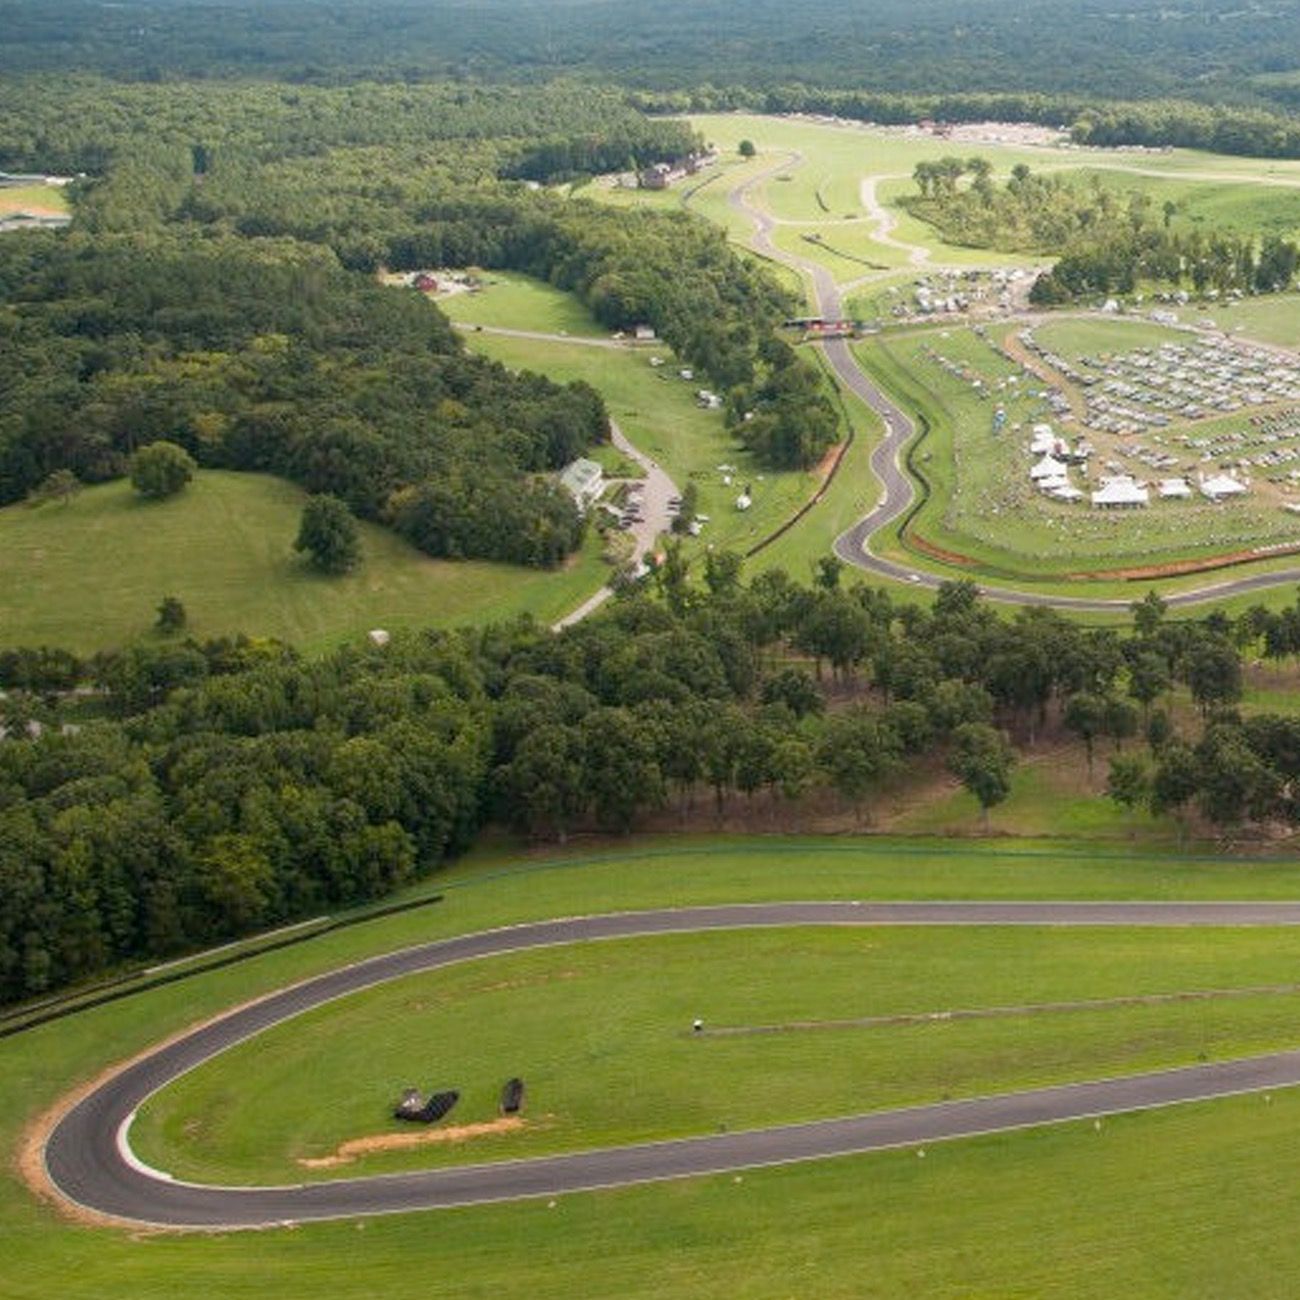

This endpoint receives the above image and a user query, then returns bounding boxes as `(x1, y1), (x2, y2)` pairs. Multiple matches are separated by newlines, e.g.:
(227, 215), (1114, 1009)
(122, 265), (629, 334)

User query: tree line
(7, 0), (1300, 123)
(6, 562), (1300, 1005)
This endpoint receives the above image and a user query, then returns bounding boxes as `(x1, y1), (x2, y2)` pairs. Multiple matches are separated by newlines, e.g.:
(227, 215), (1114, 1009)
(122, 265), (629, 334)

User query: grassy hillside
(0, 471), (607, 652)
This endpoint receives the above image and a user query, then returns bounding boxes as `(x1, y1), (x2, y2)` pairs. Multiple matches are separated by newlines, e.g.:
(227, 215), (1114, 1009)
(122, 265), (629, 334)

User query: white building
(1091, 476), (1149, 509)
(559, 457), (605, 511)
(1159, 478), (1192, 499)
(1200, 473), (1248, 502)
(1030, 455), (1070, 481)
(1029, 424), (1058, 456)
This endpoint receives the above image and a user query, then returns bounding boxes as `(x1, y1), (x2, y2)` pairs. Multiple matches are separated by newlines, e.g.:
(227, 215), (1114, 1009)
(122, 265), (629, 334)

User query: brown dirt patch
(813, 440), (845, 484)
(906, 532), (976, 567)
(298, 1117), (527, 1169)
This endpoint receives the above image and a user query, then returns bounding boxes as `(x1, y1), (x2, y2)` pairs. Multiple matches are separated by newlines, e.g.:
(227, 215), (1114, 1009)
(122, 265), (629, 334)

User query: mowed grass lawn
(0, 183), (68, 216)
(433, 270), (606, 337)
(133, 924), (1300, 1186)
(15, 837), (1300, 1298)
(0, 471), (608, 652)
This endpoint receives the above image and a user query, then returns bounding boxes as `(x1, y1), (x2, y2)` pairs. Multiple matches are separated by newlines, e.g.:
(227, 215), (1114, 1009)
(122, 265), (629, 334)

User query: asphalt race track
(724, 155), (1300, 611)
(41, 901), (1300, 1229)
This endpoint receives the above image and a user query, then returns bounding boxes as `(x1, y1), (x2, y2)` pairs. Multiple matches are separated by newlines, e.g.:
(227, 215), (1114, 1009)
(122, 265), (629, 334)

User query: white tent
(1159, 478), (1192, 499)
(1050, 485), (1085, 501)
(1029, 425), (1057, 455)
(1037, 474), (1071, 492)
(1200, 473), (1247, 501)
(1091, 476), (1149, 509)
(1030, 455), (1069, 481)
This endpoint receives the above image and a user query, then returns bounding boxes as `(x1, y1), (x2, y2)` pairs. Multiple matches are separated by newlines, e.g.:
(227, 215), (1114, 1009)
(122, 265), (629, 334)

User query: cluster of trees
(0, 78), (699, 182)
(1030, 227), (1300, 303)
(0, 232), (603, 565)
(904, 160), (1298, 302)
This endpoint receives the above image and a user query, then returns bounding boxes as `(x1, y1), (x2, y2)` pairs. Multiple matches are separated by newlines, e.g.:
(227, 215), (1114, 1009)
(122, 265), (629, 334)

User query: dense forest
(4, 567), (1300, 1004)
(8, 2), (1300, 160)
(5, 0), (1300, 111)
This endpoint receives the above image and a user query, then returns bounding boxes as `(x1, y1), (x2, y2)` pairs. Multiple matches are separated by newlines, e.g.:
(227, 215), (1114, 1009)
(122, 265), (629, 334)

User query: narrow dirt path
(859, 174), (931, 266)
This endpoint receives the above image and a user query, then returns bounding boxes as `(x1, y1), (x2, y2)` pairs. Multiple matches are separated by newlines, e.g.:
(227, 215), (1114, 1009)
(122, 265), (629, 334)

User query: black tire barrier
(501, 1077), (525, 1114)
(419, 1090), (459, 1124)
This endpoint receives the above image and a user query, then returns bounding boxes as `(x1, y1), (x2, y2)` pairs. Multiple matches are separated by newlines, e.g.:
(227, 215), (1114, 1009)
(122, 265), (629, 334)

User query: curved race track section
(723, 154), (1300, 611)
(42, 901), (1300, 1228)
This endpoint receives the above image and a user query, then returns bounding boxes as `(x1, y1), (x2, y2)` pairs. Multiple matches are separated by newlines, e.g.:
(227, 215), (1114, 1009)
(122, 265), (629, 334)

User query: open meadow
(17, 836), (1300, 1298)
(0, 181), (68, 216)
(0, 471), (609, 652)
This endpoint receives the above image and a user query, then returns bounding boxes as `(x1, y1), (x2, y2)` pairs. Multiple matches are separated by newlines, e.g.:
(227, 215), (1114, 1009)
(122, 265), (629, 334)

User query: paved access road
(41, 901), (1300, 1229)
(723, 154), (1300, 611)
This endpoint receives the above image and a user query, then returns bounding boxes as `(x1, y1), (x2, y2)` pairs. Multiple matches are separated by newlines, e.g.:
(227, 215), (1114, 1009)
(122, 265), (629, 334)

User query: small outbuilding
(559, 457), (605, 511)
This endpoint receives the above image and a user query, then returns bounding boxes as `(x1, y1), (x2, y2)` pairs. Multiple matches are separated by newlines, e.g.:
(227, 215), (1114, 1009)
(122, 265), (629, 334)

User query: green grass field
(0, 182), (68, 216)
(1168, 292), (1300, 348)
(433, 271), (606, 337)
(133, 923), (1300, 1185)
(1031, 316), (1188, 360)
(16, 837), (1300, 1298)
(0, 471), (608, 652)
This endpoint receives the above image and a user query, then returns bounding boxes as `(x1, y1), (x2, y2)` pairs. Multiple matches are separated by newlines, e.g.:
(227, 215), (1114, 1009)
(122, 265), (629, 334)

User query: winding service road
(40, 900), (1300, 1229)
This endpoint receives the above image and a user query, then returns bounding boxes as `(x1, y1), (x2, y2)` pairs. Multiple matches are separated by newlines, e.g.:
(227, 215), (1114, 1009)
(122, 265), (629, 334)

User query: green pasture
(434, 271), (606, 337)
(769, 221), (908, 278)
(457, 330), (817, 557)
(1170, 292), (1300, 349)
(135, 924), (1300, 1186)
(1062, 167), (1300, 241)
(15, 837), (1300, 1297)
(0, 471), (608, 653)
(1032, 316), (1192, 359)
(0, 182), (68, 215)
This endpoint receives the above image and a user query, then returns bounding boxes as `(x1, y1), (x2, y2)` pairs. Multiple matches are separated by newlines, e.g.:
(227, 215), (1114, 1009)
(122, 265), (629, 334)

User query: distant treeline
(639, 85), (1300, 163)
(6, 0), (1300, 117)
(6, 568), (1300, 1004)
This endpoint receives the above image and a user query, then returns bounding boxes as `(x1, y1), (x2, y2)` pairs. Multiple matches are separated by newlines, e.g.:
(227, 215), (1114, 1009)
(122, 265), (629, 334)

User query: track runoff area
(41, 901), (1300, 1229)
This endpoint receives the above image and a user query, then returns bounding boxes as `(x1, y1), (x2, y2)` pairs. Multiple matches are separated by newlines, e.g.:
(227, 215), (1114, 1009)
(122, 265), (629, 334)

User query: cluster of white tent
(1026, 422), (1250, 510)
